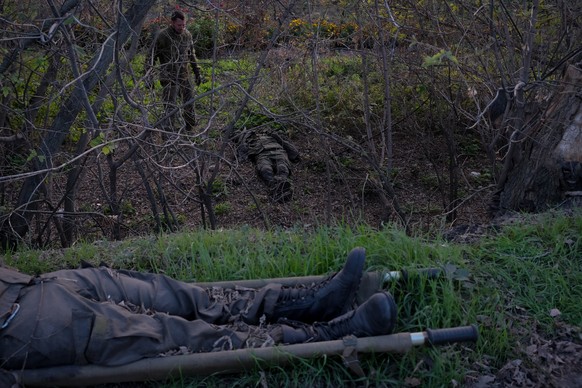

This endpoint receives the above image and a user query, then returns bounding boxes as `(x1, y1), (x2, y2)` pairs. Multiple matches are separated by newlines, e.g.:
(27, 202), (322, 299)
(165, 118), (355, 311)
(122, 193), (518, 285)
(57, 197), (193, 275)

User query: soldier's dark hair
(171, 11), (186, 21)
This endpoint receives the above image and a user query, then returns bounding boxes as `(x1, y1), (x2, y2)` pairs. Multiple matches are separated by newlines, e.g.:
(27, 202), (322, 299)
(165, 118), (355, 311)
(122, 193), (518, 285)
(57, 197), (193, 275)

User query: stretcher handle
(426, 325), (478, 345)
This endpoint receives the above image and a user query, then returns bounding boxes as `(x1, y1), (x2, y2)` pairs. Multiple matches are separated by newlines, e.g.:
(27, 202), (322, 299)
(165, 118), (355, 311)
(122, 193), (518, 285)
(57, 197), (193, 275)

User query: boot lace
(276, 276), (333, 304)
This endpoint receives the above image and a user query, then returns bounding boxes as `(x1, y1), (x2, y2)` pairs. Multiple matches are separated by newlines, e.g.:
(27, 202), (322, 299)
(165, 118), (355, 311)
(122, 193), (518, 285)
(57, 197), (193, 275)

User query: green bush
(214, 202), (231, 216)
(189, 14), (217, 59)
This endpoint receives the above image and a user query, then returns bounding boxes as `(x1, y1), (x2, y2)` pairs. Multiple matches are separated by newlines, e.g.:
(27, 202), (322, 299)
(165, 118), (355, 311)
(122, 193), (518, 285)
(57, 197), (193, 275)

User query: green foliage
(210, 178), (228, 198)
(234, 110), (284, 132)
(1, 81), (11, 98)
(422, 50), (459, 68)
(188, 14), (216, 59)
(459, 136), (482, 157)
(288, 18), (359, 47)
(121, 200), (137, 217)
(6, 153), (28, 170)
(339, 156), (355, 168)
(280, 54), (372, 135)
(192, 57), (256, 111)
(472, 213), (582, 329)
(25, 149), (46, 164)
(69, 126), (85, 143)
(214, 202), (231, 216)
(88, 132), (113, 155)
(322, 55), (361, 78)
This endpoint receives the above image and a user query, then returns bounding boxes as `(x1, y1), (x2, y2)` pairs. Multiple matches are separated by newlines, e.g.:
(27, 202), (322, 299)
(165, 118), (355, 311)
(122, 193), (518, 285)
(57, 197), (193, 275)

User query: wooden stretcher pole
(14, 326), (478, 386)
(191, 268), (442, 289)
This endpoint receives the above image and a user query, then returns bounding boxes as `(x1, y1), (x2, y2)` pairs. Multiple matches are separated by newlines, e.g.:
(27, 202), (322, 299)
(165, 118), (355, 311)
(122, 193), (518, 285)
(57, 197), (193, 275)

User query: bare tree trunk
(495, 62), (582, 213)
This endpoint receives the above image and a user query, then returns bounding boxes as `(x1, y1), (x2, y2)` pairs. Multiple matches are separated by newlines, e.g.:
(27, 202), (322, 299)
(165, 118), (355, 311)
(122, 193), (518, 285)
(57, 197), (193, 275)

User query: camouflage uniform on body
(0, 248), (397, 371)
(147, 13), (202, 132)
(236, 130), (301, 202)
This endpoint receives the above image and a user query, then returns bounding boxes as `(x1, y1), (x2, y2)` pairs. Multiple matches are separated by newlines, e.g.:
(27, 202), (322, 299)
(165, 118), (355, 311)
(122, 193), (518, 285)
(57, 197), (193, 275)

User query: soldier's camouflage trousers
(161, 76), (196, 131)
(255, 149), (290, 183)
(0, 267), (282, 369)
(255, 151), (293, 202)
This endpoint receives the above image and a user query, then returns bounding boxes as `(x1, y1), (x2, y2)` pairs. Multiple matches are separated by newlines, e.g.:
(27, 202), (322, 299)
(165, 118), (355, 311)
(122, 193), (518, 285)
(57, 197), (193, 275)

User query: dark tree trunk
(494, 62), (582, 213)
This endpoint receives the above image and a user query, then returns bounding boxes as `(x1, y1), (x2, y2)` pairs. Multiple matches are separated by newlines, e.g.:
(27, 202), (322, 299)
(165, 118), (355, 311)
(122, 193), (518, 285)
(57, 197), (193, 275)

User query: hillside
(66, 115), (495, 244)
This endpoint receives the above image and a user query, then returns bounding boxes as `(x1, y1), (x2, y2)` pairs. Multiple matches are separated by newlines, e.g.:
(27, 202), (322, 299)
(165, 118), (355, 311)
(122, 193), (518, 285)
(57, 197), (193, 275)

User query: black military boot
(280, 291), (397, 344)
(269, 247), (366, 324)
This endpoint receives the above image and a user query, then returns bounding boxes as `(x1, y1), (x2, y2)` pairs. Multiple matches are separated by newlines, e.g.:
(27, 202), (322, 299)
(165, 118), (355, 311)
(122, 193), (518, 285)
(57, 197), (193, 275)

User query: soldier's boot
(269, 247), (366, 324)
(279, 291), (397, 344)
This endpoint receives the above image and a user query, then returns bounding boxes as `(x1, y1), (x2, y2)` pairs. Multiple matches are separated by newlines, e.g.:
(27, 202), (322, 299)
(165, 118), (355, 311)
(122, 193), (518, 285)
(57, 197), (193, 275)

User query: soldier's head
(170, 11), (187, 34)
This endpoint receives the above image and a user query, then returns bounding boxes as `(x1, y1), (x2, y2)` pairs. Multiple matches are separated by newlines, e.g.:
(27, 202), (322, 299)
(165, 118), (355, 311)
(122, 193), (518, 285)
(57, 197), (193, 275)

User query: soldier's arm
(191, 58), (201, 85)
(154, 30), (170, 65)
(187, 34), (202, 84)
(270, 132), (300, 162)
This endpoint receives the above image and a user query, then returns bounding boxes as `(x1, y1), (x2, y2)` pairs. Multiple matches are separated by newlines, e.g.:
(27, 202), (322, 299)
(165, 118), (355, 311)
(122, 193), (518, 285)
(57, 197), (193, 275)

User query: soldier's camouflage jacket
(237, 130), (300, 166)
(149, 26), (201, 82)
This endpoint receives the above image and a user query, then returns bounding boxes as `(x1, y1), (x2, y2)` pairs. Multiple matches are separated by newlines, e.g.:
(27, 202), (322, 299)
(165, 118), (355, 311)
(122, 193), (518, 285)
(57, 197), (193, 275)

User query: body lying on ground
(0, 247), (396, 370)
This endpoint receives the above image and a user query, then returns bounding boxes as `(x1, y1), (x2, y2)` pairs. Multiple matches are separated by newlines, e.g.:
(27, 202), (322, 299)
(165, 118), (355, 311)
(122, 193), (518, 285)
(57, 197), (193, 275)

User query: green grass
(2, 210), (581, 386)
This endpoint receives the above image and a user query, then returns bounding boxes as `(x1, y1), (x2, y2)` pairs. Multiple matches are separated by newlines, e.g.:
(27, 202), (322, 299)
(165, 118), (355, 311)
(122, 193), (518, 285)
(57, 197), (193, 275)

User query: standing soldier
(146, 10), (202, 133)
